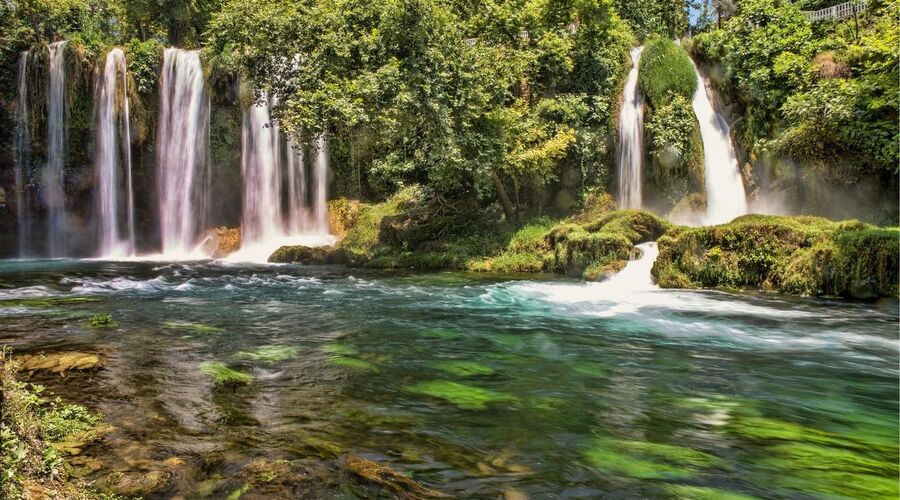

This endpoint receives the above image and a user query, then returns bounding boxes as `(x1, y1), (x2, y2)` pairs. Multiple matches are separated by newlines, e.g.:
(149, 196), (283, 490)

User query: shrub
(639, 37), (698, 108)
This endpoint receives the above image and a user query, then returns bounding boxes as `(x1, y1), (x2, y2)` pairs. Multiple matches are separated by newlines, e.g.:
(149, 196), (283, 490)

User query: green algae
(322, 343), (357, 356)
(233, 346), (299, 364)
(583, 438), (724, 480)
(572, 362), (609, 378)
(433, 360), (495, 377)
(0, 296), (101, 308)
(665, 485), (759, 500)
(199, 362), (253, 385)
(329, 356), (377, 371)
(405, 380), (517, 410)
(163, 322), (225, 335)
(88, 314), (119, 329)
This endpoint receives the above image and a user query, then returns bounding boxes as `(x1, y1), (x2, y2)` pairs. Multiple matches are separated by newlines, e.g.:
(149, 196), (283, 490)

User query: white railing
(803, 0), (868, 22)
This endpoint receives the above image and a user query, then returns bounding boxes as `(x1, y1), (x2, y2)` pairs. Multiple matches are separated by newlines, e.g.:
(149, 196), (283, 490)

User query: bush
(639, 37), (698, 108)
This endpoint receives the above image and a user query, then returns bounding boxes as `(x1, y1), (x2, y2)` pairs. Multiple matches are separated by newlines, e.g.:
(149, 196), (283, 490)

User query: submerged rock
(201, 226), (242, 258)
(344, 455), (448, 498)
(267, 245), (349, 264)
(15, 351), (103, 375)
(96, 470), (173, 496)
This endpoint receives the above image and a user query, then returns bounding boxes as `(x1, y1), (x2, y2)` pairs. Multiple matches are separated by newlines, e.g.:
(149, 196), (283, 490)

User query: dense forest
(0, 0), (896, 239)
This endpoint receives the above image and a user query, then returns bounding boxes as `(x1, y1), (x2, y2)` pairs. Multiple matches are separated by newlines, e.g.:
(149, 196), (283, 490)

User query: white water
(617, 47), (645, 209)
(690, 61), (748, 225)
(95, 48), (136, 258)
(14, 51), (31, 257)
(157, 48), (210, 258)
(45, 41), (68, 257)
(231, 97), (335, 263)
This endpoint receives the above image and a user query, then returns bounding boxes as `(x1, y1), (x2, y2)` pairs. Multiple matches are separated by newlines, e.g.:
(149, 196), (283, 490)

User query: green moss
(199, 362), (253, 385)
(329, 357), (377, 371)
(163, 322), (225, 335)
(665, 485), (759, 500)
(639, 37), (698, 108)
(88, 314), (119, 329)
(433, 360), (495, 377)
(233, 346), (299, 364)
(652, 215), (899, 298)
(405, 380), (517, 410)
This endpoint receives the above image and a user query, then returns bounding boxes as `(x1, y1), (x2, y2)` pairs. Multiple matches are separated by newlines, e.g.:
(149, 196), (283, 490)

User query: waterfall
(285, 136), (308, 234)
(617, 46), (645, 210)
(240, 97), (285, 245)
(156, 48), (210, 257)
(230, 94), (334, 262)
(14, 51), (31, 257)
(95, 48), (135, 257)
(313, 135), (329, 233)
(690, 61), (747, 225)
(45, 41), (68, 257)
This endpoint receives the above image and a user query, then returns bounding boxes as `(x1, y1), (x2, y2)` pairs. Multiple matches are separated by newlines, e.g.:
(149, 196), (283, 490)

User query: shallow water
(1, 259), (897, 498)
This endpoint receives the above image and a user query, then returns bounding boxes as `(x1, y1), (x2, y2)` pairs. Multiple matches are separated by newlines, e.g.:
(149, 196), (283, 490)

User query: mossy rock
(652, 215), (898, 298)
(96, 470), (173, 497)
(15, 351), (103, 374)
(268, 245), (349, 265)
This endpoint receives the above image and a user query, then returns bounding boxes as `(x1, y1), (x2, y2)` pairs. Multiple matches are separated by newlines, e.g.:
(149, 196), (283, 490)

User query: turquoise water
(1, 259), (897, 498)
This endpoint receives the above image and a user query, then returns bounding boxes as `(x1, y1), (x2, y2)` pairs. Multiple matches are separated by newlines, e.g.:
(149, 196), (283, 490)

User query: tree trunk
(491, 169), (517, 222)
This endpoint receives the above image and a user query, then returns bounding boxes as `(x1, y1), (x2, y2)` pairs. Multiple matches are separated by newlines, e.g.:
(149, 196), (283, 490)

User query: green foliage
(644, 94), (705, 209)
(124, 38), (163, 96)
(692, 0), (898, 203)
(638, 37), (697, 107)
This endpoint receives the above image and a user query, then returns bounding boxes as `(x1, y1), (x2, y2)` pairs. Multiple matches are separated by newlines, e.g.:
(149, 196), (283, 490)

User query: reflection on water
(0, 259), (897, 498)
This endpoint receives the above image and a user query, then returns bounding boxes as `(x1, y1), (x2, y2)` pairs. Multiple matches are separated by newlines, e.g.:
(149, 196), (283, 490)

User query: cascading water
(231, 95), (334, 263)
(313, 135), (329, 233)
(157, 48), (210, 258)
(95, 48), (135, 257)
(617, 46), (645, 210)
(14, 51), (31, 257)
(690, 61), (748, 225)
(240, 97), (285, 245)
(284, 137), (308, 234)
(46, 41), (68, 257)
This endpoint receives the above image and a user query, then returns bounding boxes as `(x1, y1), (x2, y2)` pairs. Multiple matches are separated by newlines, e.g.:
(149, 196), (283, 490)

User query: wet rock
(268, 245), (349, 265)
(201, 226), (241, 258)
(97, 470), (173, 496)
(15, 351), (103, 375)
(344, 455), (449, 498)
(229, 458), (332, 498)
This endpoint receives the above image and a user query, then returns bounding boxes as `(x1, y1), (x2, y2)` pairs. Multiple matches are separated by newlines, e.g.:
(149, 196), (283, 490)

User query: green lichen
(405, 380), (517, 410)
